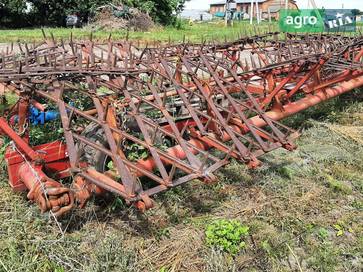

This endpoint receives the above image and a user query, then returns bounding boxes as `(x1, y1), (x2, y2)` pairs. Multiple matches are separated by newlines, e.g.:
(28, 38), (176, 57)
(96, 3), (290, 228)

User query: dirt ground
(0, 91), (362, 271)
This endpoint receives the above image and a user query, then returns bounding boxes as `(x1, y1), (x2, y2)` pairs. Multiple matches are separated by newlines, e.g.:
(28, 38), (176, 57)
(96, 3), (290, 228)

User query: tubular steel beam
(139, 75), (363, 170)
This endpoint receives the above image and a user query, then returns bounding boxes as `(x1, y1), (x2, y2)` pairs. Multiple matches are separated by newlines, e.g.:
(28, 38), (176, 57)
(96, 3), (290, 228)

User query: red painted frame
(5, 141), (70, 191)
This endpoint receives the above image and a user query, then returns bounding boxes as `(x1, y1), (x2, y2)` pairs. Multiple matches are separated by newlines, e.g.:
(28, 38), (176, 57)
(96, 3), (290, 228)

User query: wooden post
(250, 0), (254, 24)
(268, 7), (271, 23)
(225, 0), (228, 26)
(256, 0), (260, 24)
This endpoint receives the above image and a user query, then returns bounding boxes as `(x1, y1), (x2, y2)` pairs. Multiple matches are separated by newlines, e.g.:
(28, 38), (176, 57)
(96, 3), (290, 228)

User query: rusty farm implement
(0, 32), (362, 217)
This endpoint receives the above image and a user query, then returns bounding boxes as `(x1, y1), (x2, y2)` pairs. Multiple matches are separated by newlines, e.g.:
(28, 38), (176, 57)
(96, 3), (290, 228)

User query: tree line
(0, 0), (188, 28)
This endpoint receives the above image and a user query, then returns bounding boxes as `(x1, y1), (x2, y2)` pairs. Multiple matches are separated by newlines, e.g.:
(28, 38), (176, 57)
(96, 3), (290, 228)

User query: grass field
(0, 21), (276, 43)
(0, 90), (362, 271)
(0, 20), (362, 43)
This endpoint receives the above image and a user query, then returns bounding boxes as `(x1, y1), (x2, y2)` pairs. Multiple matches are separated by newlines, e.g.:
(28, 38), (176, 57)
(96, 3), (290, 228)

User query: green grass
(0, 91), (362, 271)
(1, 21), (362, 44)
(0, 21), (280, 43)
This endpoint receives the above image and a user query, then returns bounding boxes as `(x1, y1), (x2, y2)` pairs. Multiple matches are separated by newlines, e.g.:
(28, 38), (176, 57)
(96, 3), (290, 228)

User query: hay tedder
(0, 32), (362, 217)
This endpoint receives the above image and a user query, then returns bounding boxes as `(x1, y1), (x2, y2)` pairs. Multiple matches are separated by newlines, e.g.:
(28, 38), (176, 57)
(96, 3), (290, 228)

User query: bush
(205, 219), (249, 255)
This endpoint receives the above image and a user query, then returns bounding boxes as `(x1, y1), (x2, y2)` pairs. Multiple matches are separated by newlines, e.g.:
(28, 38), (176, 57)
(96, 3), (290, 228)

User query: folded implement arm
(0, 32), (362, 217)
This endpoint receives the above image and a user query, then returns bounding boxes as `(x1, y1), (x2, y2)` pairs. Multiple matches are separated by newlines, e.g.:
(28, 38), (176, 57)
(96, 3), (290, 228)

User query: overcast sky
(184, 0), (363, 11)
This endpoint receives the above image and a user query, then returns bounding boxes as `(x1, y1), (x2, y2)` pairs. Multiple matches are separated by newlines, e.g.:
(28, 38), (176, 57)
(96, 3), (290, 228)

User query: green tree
(0, 0), (28, 28)
(28, 0), (108, 26)
(351, 9), (363, 16)
(119, 0), (188, 25)
(0, 0), (188, 28)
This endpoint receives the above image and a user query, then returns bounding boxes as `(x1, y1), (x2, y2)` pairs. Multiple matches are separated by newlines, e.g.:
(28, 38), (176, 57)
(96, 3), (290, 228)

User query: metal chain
(120, 105), (129, 150)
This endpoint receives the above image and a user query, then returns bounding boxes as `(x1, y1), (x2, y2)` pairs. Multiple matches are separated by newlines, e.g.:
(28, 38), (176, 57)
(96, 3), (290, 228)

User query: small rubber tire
(78, 123), (109, 173)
